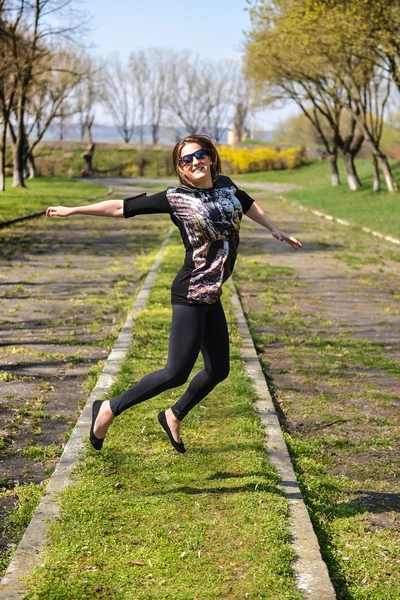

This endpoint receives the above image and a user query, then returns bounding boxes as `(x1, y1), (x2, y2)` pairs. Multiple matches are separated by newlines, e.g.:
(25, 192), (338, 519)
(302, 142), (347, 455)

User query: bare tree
(232, 71), (252, 145)
(74, 54), (100, 145)
(168, 53), (210, 135)
(102, 54), (137, 144)
(129, 48), (170, 144)
(2, 0), (88, 188)
(0, 18), (16, 190)
(130, 51), (146, 143)
(20, 47), (83, 177)
(202, 60), (237, 142)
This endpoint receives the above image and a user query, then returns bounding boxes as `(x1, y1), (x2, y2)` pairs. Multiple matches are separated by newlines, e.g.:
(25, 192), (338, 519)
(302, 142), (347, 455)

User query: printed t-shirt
(123, 175), (254, 305)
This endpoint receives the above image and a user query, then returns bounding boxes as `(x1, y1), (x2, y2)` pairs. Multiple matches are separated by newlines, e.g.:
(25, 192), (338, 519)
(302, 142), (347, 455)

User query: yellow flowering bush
(218, 145), (304, 174)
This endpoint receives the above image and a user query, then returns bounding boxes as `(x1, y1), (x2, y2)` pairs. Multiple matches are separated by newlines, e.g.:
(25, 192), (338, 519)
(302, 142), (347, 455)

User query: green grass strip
(236, 159), (400, 239)
(23, 233), (302, 600)
(0, 177), (107, 222)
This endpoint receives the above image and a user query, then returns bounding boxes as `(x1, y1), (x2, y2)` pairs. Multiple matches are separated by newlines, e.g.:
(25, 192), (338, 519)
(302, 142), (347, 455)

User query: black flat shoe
(90, 400), (105, 451)
(158, 410), (186, 454)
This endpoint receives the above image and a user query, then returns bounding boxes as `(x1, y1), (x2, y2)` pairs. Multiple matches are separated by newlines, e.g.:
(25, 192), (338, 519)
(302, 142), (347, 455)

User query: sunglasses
(178, 148), (209, 167)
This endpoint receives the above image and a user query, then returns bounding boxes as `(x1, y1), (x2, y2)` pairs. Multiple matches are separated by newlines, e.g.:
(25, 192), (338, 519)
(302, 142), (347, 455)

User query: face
(178, 142), (213, 188)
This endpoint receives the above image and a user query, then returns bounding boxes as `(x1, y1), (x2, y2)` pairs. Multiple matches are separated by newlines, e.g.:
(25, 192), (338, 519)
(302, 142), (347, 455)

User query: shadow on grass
(143, 482), (282, 496)
(207, 470), (266, 480)
(350, 490), (400, 514)
(241, 235), (342, 255)
(288, 456), (400, 600)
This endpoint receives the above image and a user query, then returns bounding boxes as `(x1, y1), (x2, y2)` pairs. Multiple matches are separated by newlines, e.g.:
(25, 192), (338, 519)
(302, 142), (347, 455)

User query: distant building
(227, 128), (248, 145)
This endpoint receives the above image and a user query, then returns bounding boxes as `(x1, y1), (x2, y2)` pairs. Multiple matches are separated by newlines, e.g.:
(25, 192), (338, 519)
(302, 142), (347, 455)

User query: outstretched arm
(245, 201), (302, 250)
(46, 199), (124, 218)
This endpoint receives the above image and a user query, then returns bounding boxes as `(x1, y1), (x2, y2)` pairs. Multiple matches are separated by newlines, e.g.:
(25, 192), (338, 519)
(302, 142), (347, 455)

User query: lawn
(236, 158), (400, 239)
(0, 177), (107, 223)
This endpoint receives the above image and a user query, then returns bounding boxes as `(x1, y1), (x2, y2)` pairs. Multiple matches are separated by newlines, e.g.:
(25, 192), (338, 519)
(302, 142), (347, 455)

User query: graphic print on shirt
(167, 185), (242, 304)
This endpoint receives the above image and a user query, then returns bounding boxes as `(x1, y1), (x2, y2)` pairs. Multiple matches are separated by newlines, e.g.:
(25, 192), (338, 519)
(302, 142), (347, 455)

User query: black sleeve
(123, 191), (170, 218)
(218, 175), (255, 214)
(234, 188), (255, 214)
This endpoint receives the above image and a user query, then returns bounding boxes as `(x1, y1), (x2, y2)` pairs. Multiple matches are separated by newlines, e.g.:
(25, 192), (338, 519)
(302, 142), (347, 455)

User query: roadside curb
(0, 226), (174, 600)
(228, 278), (337, 600)
(0, 186), (113, 230)
(279, 194), (400, 246)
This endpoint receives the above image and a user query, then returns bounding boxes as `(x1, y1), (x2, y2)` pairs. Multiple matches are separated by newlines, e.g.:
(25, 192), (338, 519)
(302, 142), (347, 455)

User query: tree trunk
(27, 151), (38, 179)
(360, 126), (398, 192)
(80, 116), (85, 142)
(372, 154), (380, 192)
(87, 118), (94, 145)
(152, 123), (159, 144)
(327, 153), (340, 186)
(12, 142), (25, 187)
(82, 143), (95, 175)
(343, 153), (362, 191)
(0, 121), (6, 192)
(379, 154), (398, 192)
(12, 101), (26, 188)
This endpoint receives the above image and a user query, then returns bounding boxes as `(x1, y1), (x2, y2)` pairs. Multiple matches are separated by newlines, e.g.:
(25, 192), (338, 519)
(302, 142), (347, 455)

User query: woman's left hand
(272, 229), (303, 249)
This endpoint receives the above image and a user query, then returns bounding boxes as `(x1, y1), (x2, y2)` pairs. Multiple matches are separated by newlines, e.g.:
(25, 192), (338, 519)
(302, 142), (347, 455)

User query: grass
(234, 214), (400, 600)
(21, 145), (176, 179)
(0, 482), (47, 575)
(236, 158), (400, 239)
(0, 177), (107, 222)
(22, 235), (303, 600)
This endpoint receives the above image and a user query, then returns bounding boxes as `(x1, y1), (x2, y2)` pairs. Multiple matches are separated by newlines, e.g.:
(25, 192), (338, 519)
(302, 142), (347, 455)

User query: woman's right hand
(46, 206), (71, 217)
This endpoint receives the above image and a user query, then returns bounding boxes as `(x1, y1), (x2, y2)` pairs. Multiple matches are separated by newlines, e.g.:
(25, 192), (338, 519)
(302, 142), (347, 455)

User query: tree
(202, 60), (237, 142)
(2, 0), (88, 188)
(168, 53), (210, 135)
(245, 0), (366, 189)
(232, 72), (252, 144)
(102, 54), (137, 143)
(143, 49), (170, 144)
(275, 112), (328, 147)
(21, 47), (83, 178)
(74, 54), (100, 145)
(282, 0), (397, 191)
(0, 13), (20, 190)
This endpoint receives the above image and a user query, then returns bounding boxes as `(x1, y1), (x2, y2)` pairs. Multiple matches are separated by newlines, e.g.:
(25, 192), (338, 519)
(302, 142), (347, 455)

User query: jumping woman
(46, 135), (302, 453)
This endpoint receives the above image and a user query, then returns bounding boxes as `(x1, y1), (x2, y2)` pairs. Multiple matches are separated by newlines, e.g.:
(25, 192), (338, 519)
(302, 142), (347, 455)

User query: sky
(81, 0), (299, 130)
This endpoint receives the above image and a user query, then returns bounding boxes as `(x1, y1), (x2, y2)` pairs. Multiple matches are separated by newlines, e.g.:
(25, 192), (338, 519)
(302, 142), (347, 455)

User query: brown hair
(172, 134), (222, 187)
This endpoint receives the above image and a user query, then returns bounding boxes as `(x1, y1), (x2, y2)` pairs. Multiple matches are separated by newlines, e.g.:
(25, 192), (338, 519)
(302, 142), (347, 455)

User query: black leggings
(109, 302), (230, 420)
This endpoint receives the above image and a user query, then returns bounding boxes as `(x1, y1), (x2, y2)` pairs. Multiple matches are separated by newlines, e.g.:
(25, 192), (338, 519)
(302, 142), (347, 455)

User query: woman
(47, 135), (302, 454)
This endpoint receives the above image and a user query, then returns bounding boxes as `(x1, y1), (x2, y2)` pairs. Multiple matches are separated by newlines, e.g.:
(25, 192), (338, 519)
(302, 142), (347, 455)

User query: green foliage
(244, 0), (400, 191)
